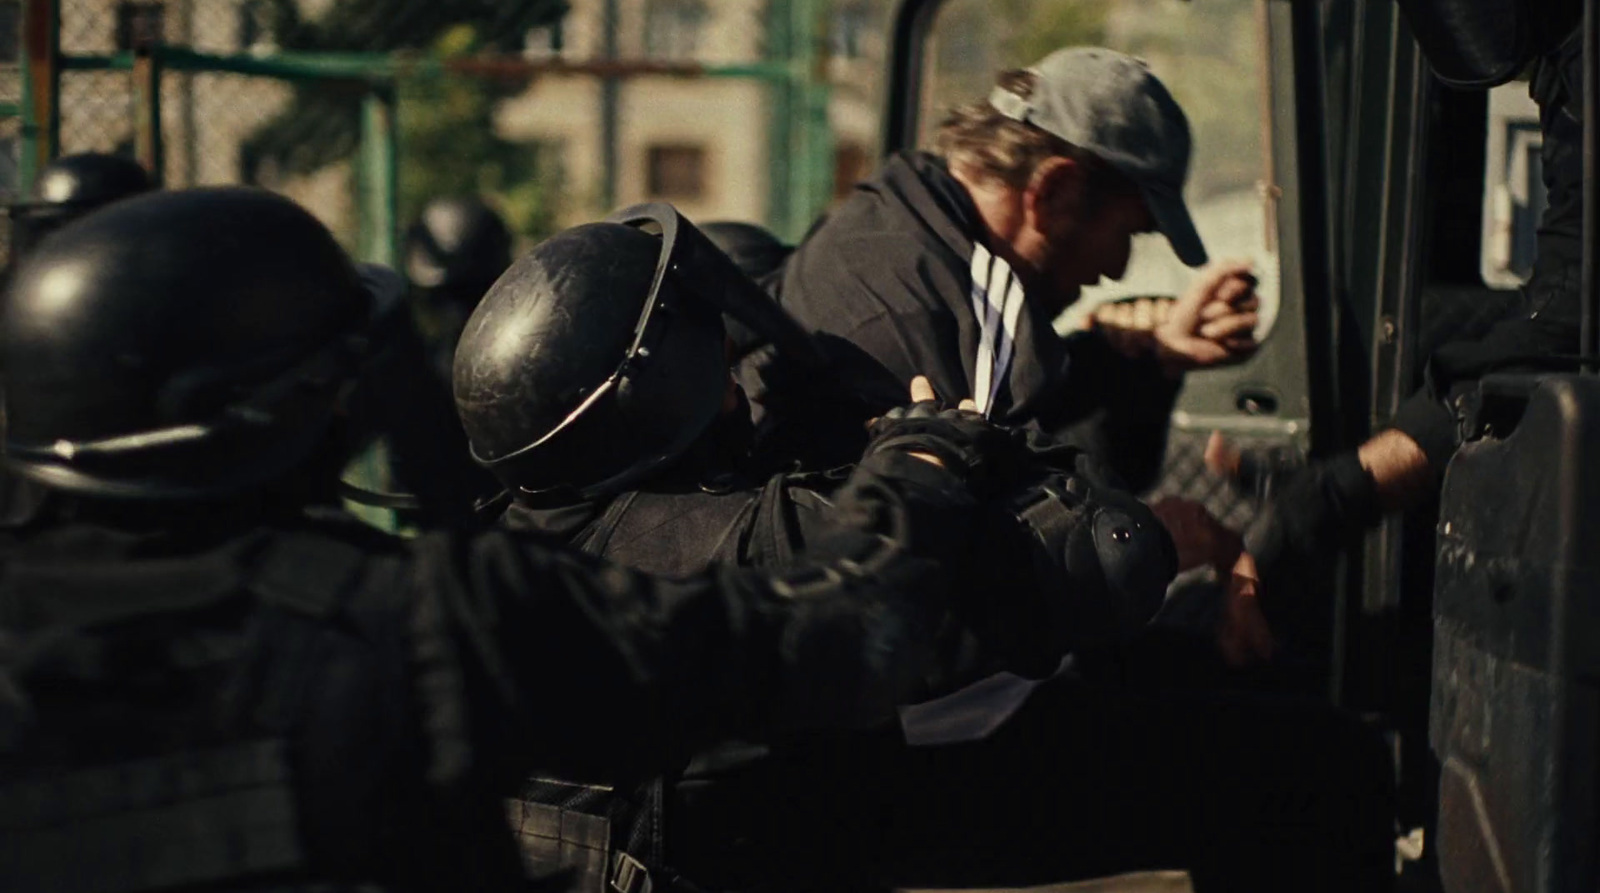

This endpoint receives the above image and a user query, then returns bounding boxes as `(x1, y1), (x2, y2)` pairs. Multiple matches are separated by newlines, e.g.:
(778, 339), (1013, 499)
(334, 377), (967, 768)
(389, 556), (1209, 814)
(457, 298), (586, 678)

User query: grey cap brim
(1142, 183), (1208, 267)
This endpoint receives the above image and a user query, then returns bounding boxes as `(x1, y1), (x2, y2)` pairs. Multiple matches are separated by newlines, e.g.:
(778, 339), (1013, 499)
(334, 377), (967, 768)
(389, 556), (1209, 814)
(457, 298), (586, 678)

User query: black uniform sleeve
(412, 450), (974, 784)
(1393, 266), (1581, 481)
(1030, 331), (1182, 492)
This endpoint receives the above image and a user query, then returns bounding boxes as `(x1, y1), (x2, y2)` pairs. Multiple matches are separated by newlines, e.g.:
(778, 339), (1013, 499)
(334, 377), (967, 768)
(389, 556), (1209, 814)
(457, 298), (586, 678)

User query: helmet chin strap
(335, 480), (422, 511)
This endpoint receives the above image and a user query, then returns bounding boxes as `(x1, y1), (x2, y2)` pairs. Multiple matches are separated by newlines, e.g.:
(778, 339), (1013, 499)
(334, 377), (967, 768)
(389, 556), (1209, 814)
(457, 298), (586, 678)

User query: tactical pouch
(1432, 374), (1600, 892)
(508, 777), (666, 893)
(0, 531), (376, 893)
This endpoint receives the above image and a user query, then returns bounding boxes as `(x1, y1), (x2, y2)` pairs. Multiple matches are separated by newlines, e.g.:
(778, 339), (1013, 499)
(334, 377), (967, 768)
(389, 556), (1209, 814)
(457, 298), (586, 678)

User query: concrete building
(496, 0), (888, 229)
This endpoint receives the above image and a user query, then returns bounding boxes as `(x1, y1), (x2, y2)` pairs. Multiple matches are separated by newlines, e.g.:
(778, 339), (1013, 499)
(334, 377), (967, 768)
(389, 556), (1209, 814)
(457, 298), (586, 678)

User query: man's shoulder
(784, 218), (972, 324)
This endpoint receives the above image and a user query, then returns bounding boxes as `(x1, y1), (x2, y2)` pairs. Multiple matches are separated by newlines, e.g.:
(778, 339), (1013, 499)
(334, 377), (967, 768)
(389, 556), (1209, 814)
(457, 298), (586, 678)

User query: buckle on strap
(610, 851), (654, 893)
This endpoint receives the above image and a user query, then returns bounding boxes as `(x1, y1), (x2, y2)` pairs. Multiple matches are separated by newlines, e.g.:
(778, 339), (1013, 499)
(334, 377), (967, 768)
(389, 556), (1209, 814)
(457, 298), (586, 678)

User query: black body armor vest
(0, 529), (401, 893)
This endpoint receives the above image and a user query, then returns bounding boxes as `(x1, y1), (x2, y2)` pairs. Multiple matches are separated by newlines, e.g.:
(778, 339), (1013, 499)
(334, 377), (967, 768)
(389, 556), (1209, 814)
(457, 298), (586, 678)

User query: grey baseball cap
(989, 47), (1208, 267)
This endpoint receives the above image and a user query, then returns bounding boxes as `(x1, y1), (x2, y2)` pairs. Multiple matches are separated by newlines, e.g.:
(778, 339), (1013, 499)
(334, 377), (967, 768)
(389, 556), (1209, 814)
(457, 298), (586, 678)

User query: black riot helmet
(701, 221), (793, 281)
(454, 203), (826, 500)
(1, 187), (372, 500)
(403, 196), (513, 303)
(7, 153), (155, 261)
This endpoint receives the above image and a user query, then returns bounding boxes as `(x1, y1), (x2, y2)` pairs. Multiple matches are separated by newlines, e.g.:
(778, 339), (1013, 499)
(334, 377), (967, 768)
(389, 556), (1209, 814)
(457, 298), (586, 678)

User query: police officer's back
(0, 189), (1010, 892)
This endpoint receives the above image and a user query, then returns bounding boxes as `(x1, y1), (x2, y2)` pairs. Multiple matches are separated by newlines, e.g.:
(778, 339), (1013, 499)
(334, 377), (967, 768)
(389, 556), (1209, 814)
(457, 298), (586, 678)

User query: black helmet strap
(5, 329), (369, 493)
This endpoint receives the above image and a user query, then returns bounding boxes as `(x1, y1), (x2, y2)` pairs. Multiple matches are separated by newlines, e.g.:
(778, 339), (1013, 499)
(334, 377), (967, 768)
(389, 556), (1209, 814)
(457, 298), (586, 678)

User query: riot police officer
(402, 195), (514, 378)
(0, 153), (155, 529)
(5, 152), (155, 264)
(0, 187), (1041, 893)
(1218, 0), (1586, 590)
(453, 206), (1397, 893)
(454, 204), (1171, 659)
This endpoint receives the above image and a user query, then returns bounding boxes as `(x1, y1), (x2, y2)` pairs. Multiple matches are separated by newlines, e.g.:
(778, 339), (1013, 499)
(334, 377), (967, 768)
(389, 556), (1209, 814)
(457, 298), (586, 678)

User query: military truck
(888, 1), (1594, 890)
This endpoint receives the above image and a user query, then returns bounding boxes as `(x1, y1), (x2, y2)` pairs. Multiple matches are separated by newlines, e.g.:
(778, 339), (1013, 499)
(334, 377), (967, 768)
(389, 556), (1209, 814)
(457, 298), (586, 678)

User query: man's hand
(1149, 496), (1245, 577)
(900, 376), (977, 468)
(1218, 552), (1275, 667)
(1150, 497), (1275, 666)
(1153, 259), (1260, 376)
(866, 376), (1013, 489)
(1085, 295), (1175, 360)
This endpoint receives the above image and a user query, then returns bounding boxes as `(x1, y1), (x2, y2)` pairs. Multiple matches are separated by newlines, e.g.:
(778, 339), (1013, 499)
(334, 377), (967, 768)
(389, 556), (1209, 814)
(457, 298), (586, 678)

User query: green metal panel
(358, 86), (399, 266)
(765, 0), (836, 243)
(794, 0), (834, 238)
(58, 48), (790, 84)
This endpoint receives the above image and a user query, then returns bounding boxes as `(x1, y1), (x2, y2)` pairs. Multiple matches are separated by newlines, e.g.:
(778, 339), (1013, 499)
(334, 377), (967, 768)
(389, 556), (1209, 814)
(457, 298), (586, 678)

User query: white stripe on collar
(969, 243), (1023, 418)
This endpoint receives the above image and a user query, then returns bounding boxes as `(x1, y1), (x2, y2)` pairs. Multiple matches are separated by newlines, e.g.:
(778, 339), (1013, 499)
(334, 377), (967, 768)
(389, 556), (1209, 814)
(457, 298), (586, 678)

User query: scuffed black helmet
(453, 222), (728, 499)
(454, 204), (825, 500)
(403, 196), (513, 300)
(1, 188), (371, 499)
(702, 221), (792, 281)
(8, 153), (155, 260)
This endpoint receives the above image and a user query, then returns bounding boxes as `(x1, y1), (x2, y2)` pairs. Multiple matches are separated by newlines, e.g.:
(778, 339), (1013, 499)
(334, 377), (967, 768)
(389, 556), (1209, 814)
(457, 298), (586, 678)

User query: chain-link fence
(0, 2), (24, 264)
(23, 0), (850, 264)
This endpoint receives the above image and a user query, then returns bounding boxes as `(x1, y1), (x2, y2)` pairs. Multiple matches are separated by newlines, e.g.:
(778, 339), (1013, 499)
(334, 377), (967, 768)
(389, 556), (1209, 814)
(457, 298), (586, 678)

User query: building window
(644, 0), (707, 62)
(0, 2), (19, 65)
(524, 23), (564, 59)
(647, 144), (707, 201)
(115, 2), (166, 53)
(238, 0), (277, 53)
(831, 3), (874, 61)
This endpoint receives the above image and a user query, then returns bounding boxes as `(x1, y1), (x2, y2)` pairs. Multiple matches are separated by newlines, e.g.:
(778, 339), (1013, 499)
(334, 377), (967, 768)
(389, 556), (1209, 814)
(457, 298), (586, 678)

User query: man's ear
(1023, 155), (1086, 232)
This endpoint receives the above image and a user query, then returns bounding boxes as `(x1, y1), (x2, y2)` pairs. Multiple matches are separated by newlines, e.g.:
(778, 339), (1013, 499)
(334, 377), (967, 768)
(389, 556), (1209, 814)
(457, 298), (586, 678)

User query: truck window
(1480, 80), (1544, 289)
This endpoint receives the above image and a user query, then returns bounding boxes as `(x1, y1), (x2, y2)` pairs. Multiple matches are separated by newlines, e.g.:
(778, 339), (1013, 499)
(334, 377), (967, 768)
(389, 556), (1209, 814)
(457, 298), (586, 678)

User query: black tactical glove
(1243, 452), (1382, 589)
(863, 401), (1023, 496)
(1230, 444), (1308, 503)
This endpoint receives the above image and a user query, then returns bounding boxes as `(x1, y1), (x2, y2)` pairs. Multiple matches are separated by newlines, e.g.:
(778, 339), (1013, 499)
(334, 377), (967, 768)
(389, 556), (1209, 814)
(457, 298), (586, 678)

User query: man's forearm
(1356, 428), (1435, 512)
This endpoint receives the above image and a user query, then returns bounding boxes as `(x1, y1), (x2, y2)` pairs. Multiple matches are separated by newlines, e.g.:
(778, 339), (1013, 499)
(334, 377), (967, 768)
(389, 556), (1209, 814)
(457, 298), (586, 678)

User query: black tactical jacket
(762, 151), (1180, 488)
(500, 444), (1177, 892)
(502, 468), (847, 577)
(0, 450), (974, 893)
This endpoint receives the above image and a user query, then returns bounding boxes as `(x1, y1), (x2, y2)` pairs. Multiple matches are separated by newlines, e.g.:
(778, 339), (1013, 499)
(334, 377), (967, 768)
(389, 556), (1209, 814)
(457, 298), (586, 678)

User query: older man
(763, 47), (1258, 487)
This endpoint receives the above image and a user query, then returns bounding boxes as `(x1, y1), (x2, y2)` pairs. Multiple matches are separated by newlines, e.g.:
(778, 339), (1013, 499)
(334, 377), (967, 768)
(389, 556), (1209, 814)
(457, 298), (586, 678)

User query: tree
(397, 25), (561, 242)
(995, 0), (1111, 68)
(241, 0), (568, 241)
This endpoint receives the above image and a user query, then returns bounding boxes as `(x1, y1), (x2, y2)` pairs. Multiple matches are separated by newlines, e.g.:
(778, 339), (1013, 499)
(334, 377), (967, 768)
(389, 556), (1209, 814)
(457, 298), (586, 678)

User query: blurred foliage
(242, 0), (567, 198)
(398, 26), (561, 242)
(259, 0), (566, 54)
(994, 0), (1111, 66)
